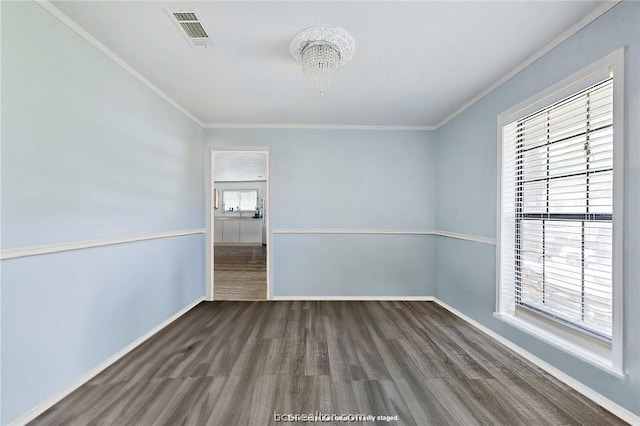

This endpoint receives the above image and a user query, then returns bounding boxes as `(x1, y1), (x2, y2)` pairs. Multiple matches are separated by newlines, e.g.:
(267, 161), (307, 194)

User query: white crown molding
(8, 297), (205, 426)
(204, 123), (436, 131)
(435, 0), (621, 130)
(203, 1), (620, 132)
(34, 0), (618, 137)
(0, 228), (206, 260)
(35, 0), (204, 127)
(433, 298), (639, 425)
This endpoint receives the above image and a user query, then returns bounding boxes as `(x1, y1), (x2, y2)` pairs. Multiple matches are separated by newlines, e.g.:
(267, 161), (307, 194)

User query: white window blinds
(500, 78), (614, 339)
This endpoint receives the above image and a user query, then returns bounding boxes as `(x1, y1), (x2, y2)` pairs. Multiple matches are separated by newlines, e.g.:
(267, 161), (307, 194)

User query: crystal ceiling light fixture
(289, 26), (355, 94)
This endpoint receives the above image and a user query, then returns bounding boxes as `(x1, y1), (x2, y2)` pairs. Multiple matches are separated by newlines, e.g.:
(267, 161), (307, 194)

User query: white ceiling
(214, 152), (267, 182)
(50, 1), (603, 127)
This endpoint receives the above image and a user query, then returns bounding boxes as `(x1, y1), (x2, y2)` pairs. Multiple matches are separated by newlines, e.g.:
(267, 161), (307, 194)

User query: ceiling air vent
(168, 10), (213, 47)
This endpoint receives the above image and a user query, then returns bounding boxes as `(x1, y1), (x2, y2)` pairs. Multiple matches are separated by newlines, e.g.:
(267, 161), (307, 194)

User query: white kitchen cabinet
(214, 220), (223, 243)
(240, 220), (262, 243)
(221, 220), (240, 243)
(215, 219), (262, 244)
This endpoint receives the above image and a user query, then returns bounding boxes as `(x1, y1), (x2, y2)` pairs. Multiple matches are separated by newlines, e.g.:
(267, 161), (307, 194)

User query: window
(496, 49), (624, 375)
(223, 190), (258, 212)
(514, 78), (613, 339)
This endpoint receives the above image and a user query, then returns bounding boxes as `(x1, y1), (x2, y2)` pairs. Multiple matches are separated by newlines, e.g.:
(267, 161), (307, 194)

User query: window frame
(222, 189), (259, 212)
(495, 48), (625, 377)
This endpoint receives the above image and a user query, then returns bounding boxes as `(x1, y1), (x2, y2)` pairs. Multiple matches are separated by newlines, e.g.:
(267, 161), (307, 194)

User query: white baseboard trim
(432, 297), (640, 425)
(9, 297), (205, 426)
(12, 295), (636, 424)
(271, 296), (435, 301)
(272, 228), (436, 235)
(1, 228), (206, 260)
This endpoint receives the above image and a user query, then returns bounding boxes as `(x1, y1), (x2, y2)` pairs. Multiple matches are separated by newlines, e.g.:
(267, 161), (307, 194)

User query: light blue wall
(1, 2), (205, 423)
(435, 2), (639, 416)
(1, 237), (203, 422)
(205, 128), (436, 296)
(274, 234), (433, 297)
(1, 5), (203, 248)
(4, 0), (635, 422)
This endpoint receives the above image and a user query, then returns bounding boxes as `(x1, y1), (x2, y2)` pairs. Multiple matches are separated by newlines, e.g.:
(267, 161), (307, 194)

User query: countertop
(214, 216), (263, 221)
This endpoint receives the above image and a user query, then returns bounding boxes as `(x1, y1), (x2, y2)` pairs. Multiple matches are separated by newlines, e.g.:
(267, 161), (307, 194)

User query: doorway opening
(208, 149), (270, 300)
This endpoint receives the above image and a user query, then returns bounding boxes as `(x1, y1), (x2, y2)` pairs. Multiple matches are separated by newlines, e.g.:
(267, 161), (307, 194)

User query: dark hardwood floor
(30, 301), (627, 425)
(214, 245), (266, 300)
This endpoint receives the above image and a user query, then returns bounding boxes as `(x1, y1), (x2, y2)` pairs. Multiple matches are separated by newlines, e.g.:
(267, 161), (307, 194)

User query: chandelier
(289, 26), (355, 94)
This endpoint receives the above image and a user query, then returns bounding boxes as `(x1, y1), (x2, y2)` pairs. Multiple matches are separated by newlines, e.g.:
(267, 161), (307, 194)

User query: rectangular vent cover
(168, 10), (213, 47)
(173, 12), (197, 21)
(180, 22), (208, 38)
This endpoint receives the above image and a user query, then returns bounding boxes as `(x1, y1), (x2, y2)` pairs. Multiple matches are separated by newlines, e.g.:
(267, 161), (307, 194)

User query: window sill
(493, 312), (626, 379)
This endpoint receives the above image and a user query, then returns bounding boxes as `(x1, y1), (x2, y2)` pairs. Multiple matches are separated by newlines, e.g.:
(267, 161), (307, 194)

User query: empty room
(1, 0), (639, 424)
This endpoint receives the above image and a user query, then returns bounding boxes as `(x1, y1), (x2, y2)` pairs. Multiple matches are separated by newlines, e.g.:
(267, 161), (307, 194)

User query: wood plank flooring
(214, 245), (266, 300)
(30, 301), (627, 425)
